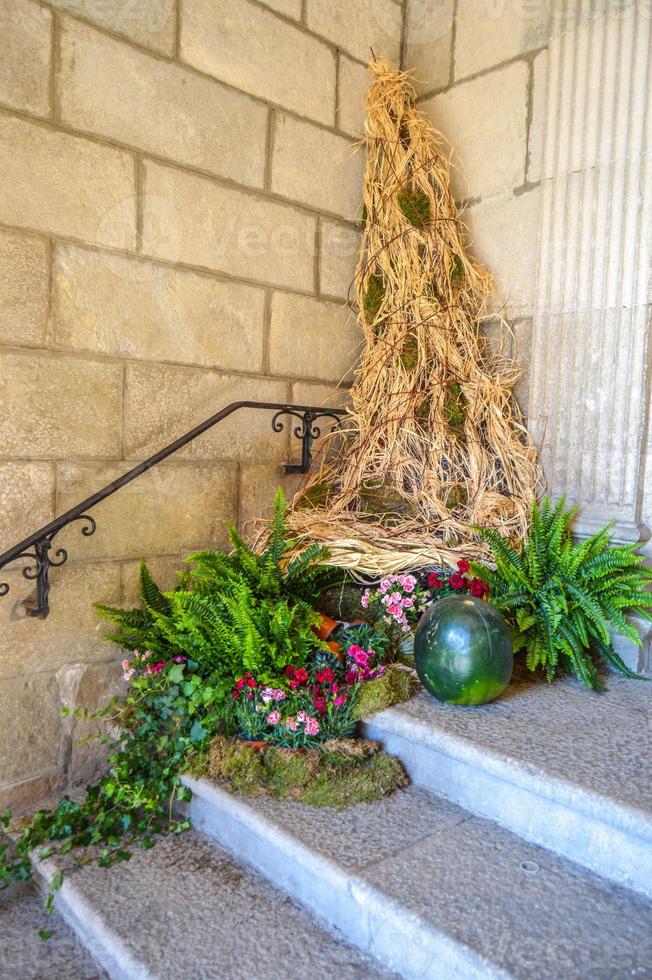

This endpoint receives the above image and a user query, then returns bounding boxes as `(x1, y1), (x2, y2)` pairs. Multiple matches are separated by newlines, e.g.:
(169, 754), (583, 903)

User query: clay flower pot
(314, 613), (339, 640)
(237, 738), (268, 751)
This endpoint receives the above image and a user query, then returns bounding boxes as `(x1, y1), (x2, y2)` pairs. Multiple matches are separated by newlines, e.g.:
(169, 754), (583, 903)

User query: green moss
(205, 737), (408, 809)
(445, 485), (468, 511)
(400, 335), (419, 370)
(363, 274), (386, 325)
(303, 753), (407, 807)
(443, 380), (468, 442)
(397, 189), (431, 228)
(352, 664), (419, 720)
(296, 480), (332, 509)
(450, 254), (465, 282)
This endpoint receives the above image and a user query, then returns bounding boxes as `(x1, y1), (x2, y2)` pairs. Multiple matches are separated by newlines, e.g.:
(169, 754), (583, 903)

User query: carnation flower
(150, 661), (166, 673)
(266, 710), (281, 725)
(285, 716), (298, 731)
(353, 649), (369, 667)
(361, 589), (370, 608)
(427, 572), (442, 589)
(457, 559), (471, 573)
(449, 573), (466, 590)
(304, 717), (320, 736)
(333, 694), (347, 706)
(316, 667), (334, 684)
(294, 668), (308, 684)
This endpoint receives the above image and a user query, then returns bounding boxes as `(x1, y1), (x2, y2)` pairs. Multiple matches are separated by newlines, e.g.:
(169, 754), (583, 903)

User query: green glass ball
(414, 596), (513, 706)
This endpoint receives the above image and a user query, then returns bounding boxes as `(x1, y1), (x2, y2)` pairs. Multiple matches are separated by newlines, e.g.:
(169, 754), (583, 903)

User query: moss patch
(397, 189), (431, 228)
(200, 737), (408, 809)
(353, 664), (419, 719)
(363, 274), (386, 325)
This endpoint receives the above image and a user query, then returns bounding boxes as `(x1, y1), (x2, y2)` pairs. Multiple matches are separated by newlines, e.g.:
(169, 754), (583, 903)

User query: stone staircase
(23, 674), (652, 980)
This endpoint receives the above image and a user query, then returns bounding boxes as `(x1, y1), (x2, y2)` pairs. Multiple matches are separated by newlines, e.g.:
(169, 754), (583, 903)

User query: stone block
(64, 659), (124, 787)
(0, 672), (61, 786)
(271, 114), (364, 220)
(239, 462), (301, 534)
(454, 0), (549, 81)
(123, 363), (290, 461)
(0, 561), (122, 677)
(337, 56), (370, 137)
(0, 461), (55, 550)
(0, 112), (136, 248)
(290, 380), (350, 411)
(0, 769), (60, 813)
(403, 0), (454, 94)
(55, 461), (237, 560)
(269, 291), (361, 382)
(320, 219), (360, 300)
(264, 0), (301, 17)
(464, 187), (541, 317)
(0, 0), (51, 116)
(121, 555), (186, 605)
(180, 0), (336, 126)
(53, 244), (266, 372)
(421, 62), (529, 200)
(59, 20), (267, 188)
(306, 0), (402, 64)
(141, 160), (316, 292)
(528, 48), (548, 184)
(49, 0), (176, 54)
(0, 229), (49, 346)
(0, 349), (122, 458)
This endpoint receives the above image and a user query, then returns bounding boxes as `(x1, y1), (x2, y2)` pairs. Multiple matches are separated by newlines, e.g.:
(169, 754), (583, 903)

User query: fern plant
(97, 488), (343, 690)
(472, 497), (652, 689)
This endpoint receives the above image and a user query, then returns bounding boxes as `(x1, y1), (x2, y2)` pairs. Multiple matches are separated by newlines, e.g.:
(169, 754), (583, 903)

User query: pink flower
(379, 579), (390, 594)
(285, 716), (298, 731)
(361, 589), (370, 608)
(173, 655), (187, 664)
(403, 575), (416, 592)
(266, 710), (281, 725)
(403, 597), (414, 607)
(304, 717), (320, 736)
(333, 694), (347, 706)
(347, 644), (365, 660)
(353, 649), (369, 667)
(297, 710), (307, 722)
(386, 603), (401, 618)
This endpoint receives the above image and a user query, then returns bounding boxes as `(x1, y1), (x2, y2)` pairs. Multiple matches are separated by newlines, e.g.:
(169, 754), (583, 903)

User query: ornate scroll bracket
(272, 408), (344, 474)
(0, 516), (96, 619)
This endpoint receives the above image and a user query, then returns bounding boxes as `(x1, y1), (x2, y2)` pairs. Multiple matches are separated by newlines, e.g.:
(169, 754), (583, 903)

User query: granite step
(33, 829), (397, 980)
(1, 880), (108, 980)
(361, 673), (652, 898)
(183, 776), (652, 980)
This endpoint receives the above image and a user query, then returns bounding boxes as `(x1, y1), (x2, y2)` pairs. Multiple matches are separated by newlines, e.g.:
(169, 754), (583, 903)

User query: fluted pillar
(528, 0), (651, 542)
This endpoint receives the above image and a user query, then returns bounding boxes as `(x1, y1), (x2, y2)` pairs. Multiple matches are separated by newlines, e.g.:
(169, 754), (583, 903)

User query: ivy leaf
(168, 664), (185, 685)
(38, 930), (56, 941)
(189, 720), (207, 744)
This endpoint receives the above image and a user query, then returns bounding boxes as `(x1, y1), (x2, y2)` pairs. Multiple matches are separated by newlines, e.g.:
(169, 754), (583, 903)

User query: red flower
(246, 676), (256, 688)
(312, 694), (327, 713)
(232, 690), (240, 700)
(284, 665), (296, 678)
(457, 559), (470, 573)
(344, 668), (358, 684)
(151, 661), (166, 673)
(427, 572), (443, 589)
(469, 577), (484, 597)
(316, 667), (334, 684)
(449, 573), (467, 590)
(294, 668), (308, 684)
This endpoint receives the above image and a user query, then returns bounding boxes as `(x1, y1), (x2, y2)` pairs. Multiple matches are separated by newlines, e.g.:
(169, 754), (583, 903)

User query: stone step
(183, 775), (652, 980)
(33, 830), (397, 980)
(362, 673), (652, 898)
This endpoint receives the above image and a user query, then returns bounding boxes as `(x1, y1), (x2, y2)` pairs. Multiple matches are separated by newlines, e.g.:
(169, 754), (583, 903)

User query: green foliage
(363, 273), (386, 325)
(0, 657), (211, 901)
(97, 488), (342, 689)
(443, 379), (467, 436)
(397, 188), (431, 228)
(472, 497), (652, 689)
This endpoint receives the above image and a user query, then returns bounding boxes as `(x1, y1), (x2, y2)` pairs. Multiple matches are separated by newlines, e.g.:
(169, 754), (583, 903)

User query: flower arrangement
(361, 562), (490, 634)
(232, 645), (385, 748)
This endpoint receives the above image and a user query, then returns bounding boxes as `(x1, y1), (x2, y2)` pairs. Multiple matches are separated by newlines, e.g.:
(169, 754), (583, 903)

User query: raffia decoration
(284, 60), (541, 578)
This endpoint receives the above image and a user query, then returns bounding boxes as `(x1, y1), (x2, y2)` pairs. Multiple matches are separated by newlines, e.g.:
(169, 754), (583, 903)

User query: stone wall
(0, 0), (404, 808)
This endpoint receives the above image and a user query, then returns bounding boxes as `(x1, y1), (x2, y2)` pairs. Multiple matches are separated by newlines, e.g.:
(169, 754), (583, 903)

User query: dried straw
(284, 60), (541, 577)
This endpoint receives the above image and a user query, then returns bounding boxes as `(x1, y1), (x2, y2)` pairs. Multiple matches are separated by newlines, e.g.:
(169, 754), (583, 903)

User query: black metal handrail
(0, 401), (345, 619)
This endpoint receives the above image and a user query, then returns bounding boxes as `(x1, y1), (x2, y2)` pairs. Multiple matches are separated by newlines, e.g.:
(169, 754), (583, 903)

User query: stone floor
(1, 880), (107, 980)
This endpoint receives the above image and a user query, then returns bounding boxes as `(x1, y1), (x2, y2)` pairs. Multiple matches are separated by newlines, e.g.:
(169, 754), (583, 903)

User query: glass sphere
(414, 595), (513, 706)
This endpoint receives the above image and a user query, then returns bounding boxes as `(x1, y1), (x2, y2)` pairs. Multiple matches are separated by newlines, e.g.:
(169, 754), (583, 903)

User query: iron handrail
(0, 400), (345, 618)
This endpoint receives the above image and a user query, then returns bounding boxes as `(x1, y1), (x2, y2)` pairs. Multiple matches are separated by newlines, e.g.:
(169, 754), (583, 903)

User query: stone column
(528, 0), (651, 543)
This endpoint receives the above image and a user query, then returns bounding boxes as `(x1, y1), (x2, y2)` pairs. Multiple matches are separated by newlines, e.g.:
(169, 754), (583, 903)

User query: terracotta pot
(314, 613), (339, 640)
(325, 639), (344, 662)
(237, 738), (267, 751)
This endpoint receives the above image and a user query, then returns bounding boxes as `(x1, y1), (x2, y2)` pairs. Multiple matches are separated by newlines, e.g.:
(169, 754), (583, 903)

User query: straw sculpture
(285, 59), (540, 577)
